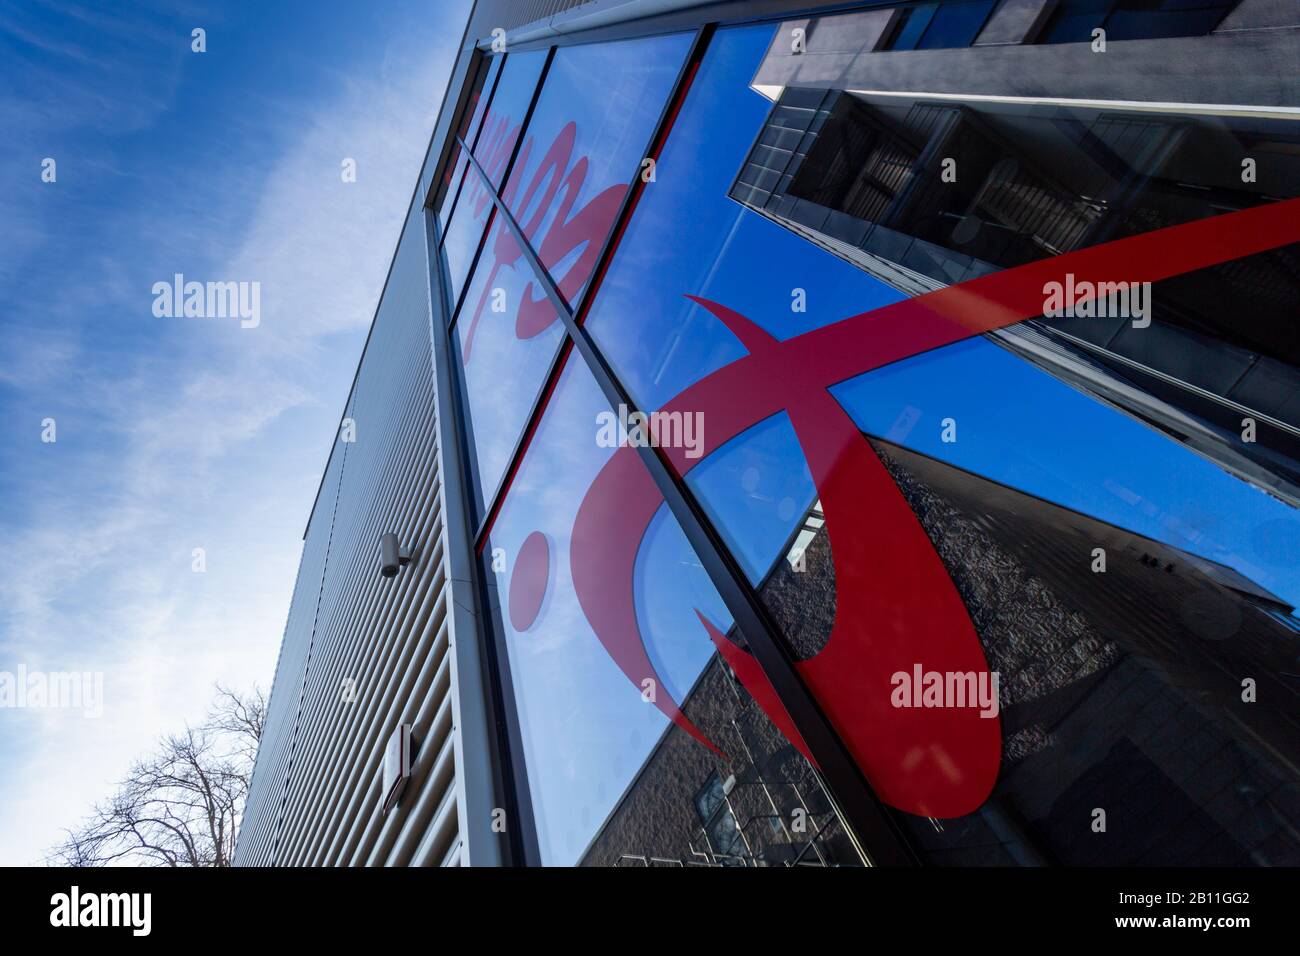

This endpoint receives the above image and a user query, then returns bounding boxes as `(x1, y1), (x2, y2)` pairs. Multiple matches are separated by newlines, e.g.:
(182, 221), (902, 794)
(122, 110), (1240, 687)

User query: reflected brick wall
(581, 437), (1300, 865)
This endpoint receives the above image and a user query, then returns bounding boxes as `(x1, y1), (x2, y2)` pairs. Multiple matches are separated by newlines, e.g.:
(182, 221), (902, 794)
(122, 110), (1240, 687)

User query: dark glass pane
(694, 773), (727, 821)
(473, 49), (548, 190)
(482, 354), (862, 867)
(501, 33), (692, 309)
(1105, 0), (1236, 40)
(889, 4), (937, 50)
(437, 54), (503, 232)
(1041, 0), (1113, 43)
(453, 209), (563, 518)
(440, 175), (493, 307)
(916, 0), (996, 49)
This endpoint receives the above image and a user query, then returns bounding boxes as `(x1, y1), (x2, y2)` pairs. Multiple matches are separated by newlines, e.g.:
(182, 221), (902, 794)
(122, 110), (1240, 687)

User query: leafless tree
(47, 683), (265, 867)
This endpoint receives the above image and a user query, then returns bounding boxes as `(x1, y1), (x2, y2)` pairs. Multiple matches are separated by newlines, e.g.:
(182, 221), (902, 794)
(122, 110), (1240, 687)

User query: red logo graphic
(460, 122), (624, 362)
(560, 198), (1300, 819)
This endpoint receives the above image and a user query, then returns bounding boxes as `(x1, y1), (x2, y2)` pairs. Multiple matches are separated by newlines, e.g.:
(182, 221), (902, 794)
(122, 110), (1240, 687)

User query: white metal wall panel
(236, 447), (344, 866)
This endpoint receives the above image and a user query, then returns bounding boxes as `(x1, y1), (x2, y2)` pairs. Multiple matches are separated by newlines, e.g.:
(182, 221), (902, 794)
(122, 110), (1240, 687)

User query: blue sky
(0, 0), (469, 864)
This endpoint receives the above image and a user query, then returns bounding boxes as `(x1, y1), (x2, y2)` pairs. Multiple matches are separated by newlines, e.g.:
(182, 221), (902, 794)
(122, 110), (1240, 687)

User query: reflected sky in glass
(472, 48), (547, 189)
(503, 31), (691, 307)
(455, 210), (563, 517)
(441, 181), (491, 306)
(582, 23), (1300, 611)
(486, 356), (730, 865)
(454, 33), (692, 520)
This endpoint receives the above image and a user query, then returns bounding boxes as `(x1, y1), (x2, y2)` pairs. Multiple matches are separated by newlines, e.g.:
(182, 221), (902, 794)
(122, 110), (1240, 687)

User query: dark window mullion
(423, 206), (542, 869)
(440, 52), (507, 235)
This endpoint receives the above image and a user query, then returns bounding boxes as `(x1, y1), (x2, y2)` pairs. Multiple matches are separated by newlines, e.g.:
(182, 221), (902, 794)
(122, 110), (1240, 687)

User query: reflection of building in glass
(584, 440), (1300, 865)
(580, 654), (861, 866)
(731, 86), (1300, 504)
(873, 441), (1299, 864)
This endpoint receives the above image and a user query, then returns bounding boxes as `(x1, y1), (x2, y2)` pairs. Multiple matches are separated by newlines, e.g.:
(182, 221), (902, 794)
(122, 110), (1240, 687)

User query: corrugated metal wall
(467, 0), (595, 34)
(236, 448), (342, 865)
(237, 198), (459, 866)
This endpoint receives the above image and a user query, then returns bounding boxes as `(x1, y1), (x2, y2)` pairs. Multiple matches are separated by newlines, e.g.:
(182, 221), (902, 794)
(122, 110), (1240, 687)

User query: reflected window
(887, 4), (936, 49)
(694, 773), (744, 861)
(885, 1), (996, 50)
(1041, 0), (1238, 44)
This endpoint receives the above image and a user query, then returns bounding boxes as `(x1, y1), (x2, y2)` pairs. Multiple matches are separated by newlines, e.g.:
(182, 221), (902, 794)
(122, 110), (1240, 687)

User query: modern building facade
(236, 0), (1300, 866)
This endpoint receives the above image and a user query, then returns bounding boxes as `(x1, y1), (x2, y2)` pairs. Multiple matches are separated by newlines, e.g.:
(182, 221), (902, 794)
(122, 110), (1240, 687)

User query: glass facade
(431, 10), (1300, 867)
(884, 1), (998, 50)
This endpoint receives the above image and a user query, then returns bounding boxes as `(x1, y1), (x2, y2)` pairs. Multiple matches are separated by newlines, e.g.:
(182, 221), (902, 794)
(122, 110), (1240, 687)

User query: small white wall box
(382, 724), (414, 814)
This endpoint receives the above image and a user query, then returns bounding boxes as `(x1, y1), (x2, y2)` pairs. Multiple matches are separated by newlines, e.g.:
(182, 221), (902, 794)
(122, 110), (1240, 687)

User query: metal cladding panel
(467, 0), (595, 35)
(237, 447), (344, 866)
(238, 201), (458, 866)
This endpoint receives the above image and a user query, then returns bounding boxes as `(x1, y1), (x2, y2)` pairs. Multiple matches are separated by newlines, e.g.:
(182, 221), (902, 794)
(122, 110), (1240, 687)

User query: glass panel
(453, 209), (563, 518)
(473, 49), (548, 190)
(579, 20), (1300, 865)
(483, 354), (861, 867)
(440, 180), (493, 308)
(916, 0), (996, 49)
(450, 34), (692, 519)
(889, 4), (937, 50)
(585, 27), (902, 414)
(1104, 0), (1237, 40)
(501, 33), (692, 309)
(1041, 0), (1115, 43)
(828, 399), (1300, 864)
(437, 53), (503, 232)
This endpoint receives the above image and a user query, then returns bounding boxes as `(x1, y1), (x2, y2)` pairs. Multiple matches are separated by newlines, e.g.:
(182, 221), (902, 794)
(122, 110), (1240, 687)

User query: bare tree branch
(46, 683), (265, 867)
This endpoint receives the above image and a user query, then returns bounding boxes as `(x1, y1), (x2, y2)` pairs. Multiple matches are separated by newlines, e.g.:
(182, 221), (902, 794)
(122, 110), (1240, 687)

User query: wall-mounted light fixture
(379, 532), (413, 579)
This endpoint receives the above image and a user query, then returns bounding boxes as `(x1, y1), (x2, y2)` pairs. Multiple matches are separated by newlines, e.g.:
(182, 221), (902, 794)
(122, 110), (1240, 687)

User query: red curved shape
(460, 122), (626, 359)
(509, 530), (551, 632)
(698, 612), (811, 764)
(566, 198), (1300, 818)
(520, 183), (625, 339)
(685, 298), (999, 817)
(569, 444), (723, 756)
